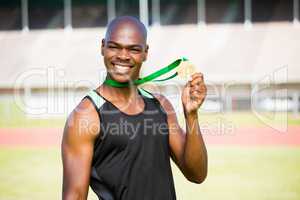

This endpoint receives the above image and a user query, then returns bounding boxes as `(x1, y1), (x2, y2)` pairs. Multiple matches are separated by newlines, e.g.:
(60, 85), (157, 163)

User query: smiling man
(62, 16), (207, 200)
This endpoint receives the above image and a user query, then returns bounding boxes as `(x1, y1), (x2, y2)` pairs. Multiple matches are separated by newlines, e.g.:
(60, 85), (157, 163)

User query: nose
(117, 48), (130, 60)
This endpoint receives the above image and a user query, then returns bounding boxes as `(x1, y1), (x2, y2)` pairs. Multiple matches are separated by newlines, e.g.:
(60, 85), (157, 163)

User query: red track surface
(0, 128), (63, 147)
(0, 126), (299, 147)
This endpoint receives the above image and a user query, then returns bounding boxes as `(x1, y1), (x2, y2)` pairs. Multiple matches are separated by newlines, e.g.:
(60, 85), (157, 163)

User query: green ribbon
(104, 57), (188, 87)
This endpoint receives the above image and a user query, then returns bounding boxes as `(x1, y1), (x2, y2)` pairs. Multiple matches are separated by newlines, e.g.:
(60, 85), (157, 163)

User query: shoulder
(71, 97), (99, 121)
(152, 93), (176, 115)
(138, 88), (169, 105)
(64, 97), (101, 141)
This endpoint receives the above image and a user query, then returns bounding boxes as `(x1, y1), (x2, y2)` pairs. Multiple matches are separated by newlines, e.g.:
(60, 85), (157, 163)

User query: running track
(0, 126), (299, 147)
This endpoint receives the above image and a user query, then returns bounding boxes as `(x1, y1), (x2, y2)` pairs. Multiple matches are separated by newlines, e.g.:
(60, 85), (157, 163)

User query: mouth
(112, 63), (133, 74)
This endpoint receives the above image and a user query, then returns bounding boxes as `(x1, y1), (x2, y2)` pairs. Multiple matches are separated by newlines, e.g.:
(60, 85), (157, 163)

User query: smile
(113, 64), (132, 74)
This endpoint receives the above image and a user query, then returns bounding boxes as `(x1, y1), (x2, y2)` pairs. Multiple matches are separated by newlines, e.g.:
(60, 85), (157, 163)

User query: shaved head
(105, 16), (147, 44)
(101, 16), (149, 83)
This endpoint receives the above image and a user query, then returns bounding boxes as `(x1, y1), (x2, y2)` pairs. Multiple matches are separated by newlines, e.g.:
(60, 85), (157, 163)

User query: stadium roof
(0, 22), (299, 88)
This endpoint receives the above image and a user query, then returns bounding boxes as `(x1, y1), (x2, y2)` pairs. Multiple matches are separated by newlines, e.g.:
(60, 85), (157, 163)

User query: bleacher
(0, 22), (299, 88)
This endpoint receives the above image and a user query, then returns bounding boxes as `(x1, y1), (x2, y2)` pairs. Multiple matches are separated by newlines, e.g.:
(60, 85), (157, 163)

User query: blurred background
(0, 0), (299, 199)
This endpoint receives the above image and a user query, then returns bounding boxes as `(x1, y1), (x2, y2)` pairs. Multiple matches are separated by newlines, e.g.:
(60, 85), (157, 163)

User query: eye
(130, 48), (142, 53)
(108, 45), (118, 49)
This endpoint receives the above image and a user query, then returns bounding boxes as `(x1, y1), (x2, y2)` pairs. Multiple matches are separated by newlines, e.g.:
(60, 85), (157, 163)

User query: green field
(0, 101), (299, 128)
(0, 147), (299, 200)
(1, 99), (300, 199)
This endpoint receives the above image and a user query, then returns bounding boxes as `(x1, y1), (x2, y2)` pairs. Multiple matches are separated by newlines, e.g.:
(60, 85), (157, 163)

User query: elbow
(63, 192), (77, 200)
(188, 171), (207, 184)
(181, 153), (208, 184)
(62, 186), (86, 200)
(186, 167), (208, 184)
(63, 191), (84, 200)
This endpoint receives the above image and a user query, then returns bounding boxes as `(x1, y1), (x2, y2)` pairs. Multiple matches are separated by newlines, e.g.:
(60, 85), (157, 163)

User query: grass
(0, 101), (299, 128)
(0, 147), (299, 200)
(0, 101), (65, 128)
(173, 146), (300, 200)
(0, 148), (62, 200)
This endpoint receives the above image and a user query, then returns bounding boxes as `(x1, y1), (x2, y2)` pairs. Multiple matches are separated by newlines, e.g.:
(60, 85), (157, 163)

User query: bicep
(62, 127), (94, 198)
(167, 107), (186, 169)
(155, 95), (186, 168)
(62, 101), (100, 199)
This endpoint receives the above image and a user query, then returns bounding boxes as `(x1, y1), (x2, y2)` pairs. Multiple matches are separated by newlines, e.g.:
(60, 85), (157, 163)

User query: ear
(101, 39), (105, 56)
(143, 44), (149, 61)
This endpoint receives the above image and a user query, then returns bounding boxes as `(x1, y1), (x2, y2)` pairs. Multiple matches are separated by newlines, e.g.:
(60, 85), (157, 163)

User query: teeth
(114, 65), (131, 74)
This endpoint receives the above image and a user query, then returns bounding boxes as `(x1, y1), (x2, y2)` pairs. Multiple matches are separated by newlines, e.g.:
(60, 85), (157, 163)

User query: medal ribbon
(104, 57), (188, 87)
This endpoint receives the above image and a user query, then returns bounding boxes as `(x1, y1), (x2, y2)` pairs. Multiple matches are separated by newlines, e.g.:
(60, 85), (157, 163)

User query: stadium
(0, 0), (300, 200)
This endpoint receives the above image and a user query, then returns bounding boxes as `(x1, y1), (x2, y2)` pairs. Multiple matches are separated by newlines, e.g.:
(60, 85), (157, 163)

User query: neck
(100, 83), (139, 101)
(101, 74), (140, 100)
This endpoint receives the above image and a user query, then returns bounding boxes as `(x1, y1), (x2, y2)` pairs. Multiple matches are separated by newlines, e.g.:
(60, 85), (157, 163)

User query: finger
(190, 90), (202, 97)
(189, 92), (206, 102)
(191, 72), (203, 80)
(190, 86), (201, 94)
(190, 88), (206, 96)
(190, 76), (204, 86)
(191, 72), (203, 78)
(190, 88), (207, 96)
(186, 80), (192, 89)
(190, 89), (207, 99)
(190, 83), (206, 91)
(190, 74), (203, 82)
(190, 93), (206, 101)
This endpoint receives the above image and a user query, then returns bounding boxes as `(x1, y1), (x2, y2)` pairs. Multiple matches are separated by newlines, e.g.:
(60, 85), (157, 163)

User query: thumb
(182, 79), (191, 102)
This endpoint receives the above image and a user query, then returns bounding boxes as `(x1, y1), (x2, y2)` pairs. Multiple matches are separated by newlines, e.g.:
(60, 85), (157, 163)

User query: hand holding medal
(177, 60), (207, 115)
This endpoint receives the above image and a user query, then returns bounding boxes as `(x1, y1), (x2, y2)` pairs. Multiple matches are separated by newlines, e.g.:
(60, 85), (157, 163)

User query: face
(101, 24), (148, 83)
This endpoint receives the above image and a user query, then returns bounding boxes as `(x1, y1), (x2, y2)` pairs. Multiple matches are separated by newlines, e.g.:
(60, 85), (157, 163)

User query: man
(62, 16), (207, 200)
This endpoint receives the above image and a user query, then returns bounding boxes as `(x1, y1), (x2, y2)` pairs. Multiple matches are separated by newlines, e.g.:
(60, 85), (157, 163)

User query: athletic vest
(85, 89), (177, 200)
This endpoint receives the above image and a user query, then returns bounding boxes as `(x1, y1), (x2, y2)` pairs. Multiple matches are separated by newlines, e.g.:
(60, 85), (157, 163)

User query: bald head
(105, 16), (147, 44)
(101, 16), (149, 84)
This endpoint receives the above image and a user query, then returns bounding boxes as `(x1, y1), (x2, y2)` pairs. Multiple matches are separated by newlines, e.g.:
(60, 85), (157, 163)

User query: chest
(100, 111), (169, 152)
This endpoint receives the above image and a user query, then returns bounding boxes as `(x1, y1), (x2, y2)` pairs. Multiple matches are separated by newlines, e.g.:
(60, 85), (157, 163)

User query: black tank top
(85, 89), (176, 200)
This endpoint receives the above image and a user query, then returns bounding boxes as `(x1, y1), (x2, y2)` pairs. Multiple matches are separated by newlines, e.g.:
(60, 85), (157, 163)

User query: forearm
(63, 192), (85, 200)
(183, 110), (207, 183)
(62, 182), (88, 200)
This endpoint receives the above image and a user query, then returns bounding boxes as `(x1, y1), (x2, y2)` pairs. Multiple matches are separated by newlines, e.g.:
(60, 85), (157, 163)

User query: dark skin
(62, 16), (207, 200)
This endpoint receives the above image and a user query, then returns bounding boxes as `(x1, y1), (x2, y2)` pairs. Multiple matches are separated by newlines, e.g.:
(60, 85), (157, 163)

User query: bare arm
(61, 99), (100, 199)
(155, 72), (207, 184)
